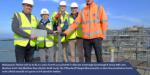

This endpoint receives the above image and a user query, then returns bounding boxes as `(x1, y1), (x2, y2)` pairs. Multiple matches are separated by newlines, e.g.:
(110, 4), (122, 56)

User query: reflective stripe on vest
(82, 30), (101, 37)
(19, 27), (37, 30)
(37, 40), (53, 42)
(82, 20), (100, 24)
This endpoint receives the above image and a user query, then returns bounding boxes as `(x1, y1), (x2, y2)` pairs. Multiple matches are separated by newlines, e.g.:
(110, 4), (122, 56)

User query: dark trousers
(15, 45), (35, 62)
(83, 38), (103, 62)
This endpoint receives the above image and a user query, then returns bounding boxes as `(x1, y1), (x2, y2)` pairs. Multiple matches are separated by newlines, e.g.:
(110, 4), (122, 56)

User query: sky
(0, 0), (150, 39)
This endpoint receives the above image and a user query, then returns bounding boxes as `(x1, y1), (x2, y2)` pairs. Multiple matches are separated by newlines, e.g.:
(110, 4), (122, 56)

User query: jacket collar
(70, 13), (78, 19)
(40, 19), (50, 26)
(22, 11), (31, 15)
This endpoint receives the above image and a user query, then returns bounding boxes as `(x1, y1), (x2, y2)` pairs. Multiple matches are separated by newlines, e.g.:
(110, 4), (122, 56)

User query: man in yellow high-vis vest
(67, 2), (84, 62)
(11, 0), (38, 62)
(37, 8), (55, 62)
(51, 1), (69, 62)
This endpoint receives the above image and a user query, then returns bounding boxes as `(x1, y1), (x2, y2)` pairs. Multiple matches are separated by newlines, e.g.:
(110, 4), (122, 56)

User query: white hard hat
(70, 2), (78, 8)
(40, 8), (49, 15)
(22, 0), (34, 6)
(59, 1), (66, 6)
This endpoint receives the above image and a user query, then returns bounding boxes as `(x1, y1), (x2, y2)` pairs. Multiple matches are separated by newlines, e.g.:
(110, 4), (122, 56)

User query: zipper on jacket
(89, 5), (91, 39)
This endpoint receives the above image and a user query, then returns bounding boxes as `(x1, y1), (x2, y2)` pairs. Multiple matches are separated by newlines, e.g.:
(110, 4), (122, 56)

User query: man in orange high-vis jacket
(64, 0), (108, 62)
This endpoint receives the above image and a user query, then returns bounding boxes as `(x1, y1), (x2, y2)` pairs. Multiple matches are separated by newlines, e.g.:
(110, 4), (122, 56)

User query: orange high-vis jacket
(64, 2), (108, 39)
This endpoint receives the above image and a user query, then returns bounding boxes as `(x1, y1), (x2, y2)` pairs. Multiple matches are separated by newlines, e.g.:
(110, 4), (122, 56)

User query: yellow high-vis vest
(14, 12), (38, 47)
(37, 23), (54, 48)
(51, 11), (69, 42)
(67, 15), (82, 40)
(76, 22), (82, 38)
(67, 16), (76, 40)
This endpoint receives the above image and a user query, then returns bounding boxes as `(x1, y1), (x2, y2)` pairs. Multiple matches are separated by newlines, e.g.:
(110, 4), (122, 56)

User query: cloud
(112, 15), (143, 23)
(107, 11), (143, 23)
